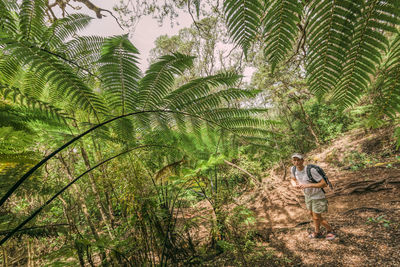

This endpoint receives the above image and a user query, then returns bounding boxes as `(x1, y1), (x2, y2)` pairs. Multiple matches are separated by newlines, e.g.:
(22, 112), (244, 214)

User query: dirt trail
(243, 128), (400, 266)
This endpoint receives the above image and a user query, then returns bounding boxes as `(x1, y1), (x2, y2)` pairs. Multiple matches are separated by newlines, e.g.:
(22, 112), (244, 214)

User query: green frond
(215, 116), (274, 128)
(166, 72), (241, 109)
(0, 83), (70, 121)
(179, 88), (260, 113)
(0, 0), (18, 36)
(99, 35), (141, 114)
(19, 0), (46, 41)
(137, 53), (194, 110)
(306, 0), (362, 97)
(370, 33), (400, 122)
(223, 0), (264, 55)
(199, 108), (269, 121)
(21, 70), (46, 98)
(333, 0), (400, 106)
(42, 13), (93, 48)
(64, 36), (105, 70)
(262, 0), (302, 71)
(2, 38), (108, 116)
(0, 54), (21, 84)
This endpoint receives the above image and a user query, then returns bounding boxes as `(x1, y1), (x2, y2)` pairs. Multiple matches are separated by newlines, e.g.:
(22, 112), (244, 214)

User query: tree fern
(99, 35), (141, 114)
(262, 0), (302, 71)
(2, 39), (108, 116)
(165, 72), (241, 110)
(42, 13), (93, 49)
(19, 0), (46, 42)
(0, 83), (70, 121)
(370, 33), (400, 123)
(137, 53), (194, 111)
(223, 0), (264, 55)
(0, 0), (18, 36)
(63, 36), (105, 73)
(306, 0), (361, 98)
(333, 0), (399, 106)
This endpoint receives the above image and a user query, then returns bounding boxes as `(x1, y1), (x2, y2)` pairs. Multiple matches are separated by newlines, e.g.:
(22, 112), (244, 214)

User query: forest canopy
(1, 0), (400, 266)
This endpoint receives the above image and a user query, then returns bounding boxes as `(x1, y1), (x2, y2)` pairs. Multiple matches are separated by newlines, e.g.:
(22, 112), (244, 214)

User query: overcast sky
(74, 0), (192, 71)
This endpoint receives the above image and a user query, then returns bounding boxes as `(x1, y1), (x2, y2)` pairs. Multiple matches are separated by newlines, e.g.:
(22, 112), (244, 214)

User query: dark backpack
(291, 164), (333, 193)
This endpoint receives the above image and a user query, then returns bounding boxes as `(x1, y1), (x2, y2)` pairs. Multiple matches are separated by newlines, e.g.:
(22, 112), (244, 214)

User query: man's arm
(299, 179), (326, 189)
(290, 178), (301, 188)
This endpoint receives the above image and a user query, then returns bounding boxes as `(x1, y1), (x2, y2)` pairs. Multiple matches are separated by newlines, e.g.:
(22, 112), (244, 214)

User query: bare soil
(244, 127), (400, 266)
(190, 127), (400, 266)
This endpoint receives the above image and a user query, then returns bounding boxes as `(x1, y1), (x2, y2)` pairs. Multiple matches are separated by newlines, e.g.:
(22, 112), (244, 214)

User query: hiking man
(290, 153), (336, 240)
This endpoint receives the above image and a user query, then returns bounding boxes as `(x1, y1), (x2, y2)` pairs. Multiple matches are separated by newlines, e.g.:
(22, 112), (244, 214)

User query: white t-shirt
(291, 166), (326, 199)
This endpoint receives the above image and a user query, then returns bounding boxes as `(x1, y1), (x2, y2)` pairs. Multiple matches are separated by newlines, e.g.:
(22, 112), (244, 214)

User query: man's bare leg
(312, 212), (333, 233)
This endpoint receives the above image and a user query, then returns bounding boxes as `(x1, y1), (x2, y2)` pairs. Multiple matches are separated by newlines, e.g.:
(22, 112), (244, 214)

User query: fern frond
(42, 13), (93, 48)
(0, 83), (70, 121)
(0, 0), (18, 36)
(262, 0), (302, 71)
(199, 108), (269, 121)
(370, 33), (400, 122)
(179, 88), (260, 113)
(3, 39), (108, 116)
(137, 53), (194, 110)
(0, 55), (21, 84)
(223, 0), (263, 55)
(63, 36), (105, 69)
(166, 72), (241, 110)
(333, 1), (400, 106)
(306, 0), (361, 97)
(19, 0), (46, 41)
(99, 35), (141, 114)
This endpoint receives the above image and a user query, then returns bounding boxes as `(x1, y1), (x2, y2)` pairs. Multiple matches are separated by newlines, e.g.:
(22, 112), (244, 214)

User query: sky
(74, 0), (192, 71)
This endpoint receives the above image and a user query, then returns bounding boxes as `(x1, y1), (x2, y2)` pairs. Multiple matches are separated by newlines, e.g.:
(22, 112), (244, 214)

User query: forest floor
(244, 126), (400, 266)
(191, 127), (400, 266)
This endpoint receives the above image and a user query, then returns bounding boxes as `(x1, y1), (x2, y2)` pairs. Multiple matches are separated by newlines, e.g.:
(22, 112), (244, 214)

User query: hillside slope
(242, 127), (400, 266)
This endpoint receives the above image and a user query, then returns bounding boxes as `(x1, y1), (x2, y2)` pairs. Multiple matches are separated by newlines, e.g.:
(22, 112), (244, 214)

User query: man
(290, 153), (336, 240)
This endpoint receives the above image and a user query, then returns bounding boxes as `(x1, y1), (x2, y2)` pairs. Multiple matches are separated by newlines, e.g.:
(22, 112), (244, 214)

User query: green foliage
(341, 150), (378, 170)
(223, 0), (400, 119)
(99, 35), (141, 114)
(223, 0), (263, 55)
(262, 0), (302, 71)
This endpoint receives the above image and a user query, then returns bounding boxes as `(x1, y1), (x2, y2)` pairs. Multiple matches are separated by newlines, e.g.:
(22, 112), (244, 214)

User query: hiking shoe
(308, 232), (323, 239)
(325, 232), (336, 240)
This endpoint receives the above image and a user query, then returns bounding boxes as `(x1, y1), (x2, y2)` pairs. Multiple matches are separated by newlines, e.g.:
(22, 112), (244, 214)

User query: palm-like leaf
(370, 33), (400, 121)
(2, 39), (108, 116)
(223, 0), (264, 55)
(306, 0), (361, 98)
(137, 53), (194, 110)
(333, 1), (399, 106)
(19, 0), (46, 41)
(0, 0), (18, 36)
(42, 13), (93, 49)
(0, 82), (70, 121)
(165, 72), (241, 109)
(262, 0), (302, 71)
(99, 35), (141, 114)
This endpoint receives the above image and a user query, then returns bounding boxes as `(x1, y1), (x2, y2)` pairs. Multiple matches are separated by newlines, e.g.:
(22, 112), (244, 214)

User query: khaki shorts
(305, 197), (328, 213)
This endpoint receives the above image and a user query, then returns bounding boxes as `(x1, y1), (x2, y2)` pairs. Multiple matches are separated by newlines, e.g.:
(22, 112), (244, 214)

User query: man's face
(292, 157), (304, 168)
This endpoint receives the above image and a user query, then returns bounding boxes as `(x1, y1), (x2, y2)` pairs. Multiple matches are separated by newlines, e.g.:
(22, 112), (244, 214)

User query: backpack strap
(291, 166), (296, 178)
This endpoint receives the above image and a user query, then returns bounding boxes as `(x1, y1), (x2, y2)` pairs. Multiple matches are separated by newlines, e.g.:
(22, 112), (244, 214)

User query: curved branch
(0, 144), (176, 246)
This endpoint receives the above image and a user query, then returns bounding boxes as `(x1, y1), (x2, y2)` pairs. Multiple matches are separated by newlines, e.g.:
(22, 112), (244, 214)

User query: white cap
(291, 153), (303, 159)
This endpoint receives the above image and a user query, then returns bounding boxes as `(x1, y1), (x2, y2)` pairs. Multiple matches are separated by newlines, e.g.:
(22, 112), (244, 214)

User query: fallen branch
(223, 159), (260, 186)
